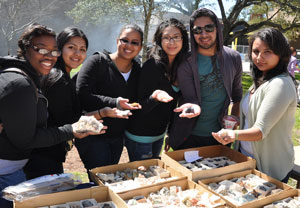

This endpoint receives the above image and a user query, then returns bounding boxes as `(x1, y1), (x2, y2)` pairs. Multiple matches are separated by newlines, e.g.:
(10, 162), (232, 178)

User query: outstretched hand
(212, 129), (235, 145)
(72, 119), (108, 139)
(111, 108), (132, 119)
(151, 90), (173, 103)
(117, 97), (142, 110)
(174, 103), (201, 118)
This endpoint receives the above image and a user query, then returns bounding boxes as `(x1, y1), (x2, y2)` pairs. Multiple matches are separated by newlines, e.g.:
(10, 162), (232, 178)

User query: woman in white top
(211, 28), (297, 182)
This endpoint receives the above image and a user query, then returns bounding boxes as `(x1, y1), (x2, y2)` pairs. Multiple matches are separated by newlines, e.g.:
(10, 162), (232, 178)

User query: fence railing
(229, 45), (250, 62)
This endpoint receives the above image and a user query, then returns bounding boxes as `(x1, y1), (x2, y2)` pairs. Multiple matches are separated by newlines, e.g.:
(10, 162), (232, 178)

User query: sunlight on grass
(293, 108), (300, 146)
(242, 73), (252, 95)
(66, 171), (89, 183)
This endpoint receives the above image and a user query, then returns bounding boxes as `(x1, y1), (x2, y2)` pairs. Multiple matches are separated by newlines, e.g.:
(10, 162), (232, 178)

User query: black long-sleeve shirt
(0, 57), (73, 160)
(127, 58), (179, 136)
(27, 68), (82, 163)
(76, 51), (140, 137)
(43, 69), (82, 127)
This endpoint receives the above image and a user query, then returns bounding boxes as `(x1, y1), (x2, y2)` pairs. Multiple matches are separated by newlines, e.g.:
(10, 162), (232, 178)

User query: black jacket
(127, 58), (179, 136)
(26, 68), (82, 163)
(0, 56), (73, 160)
(76, 51), (141, 138)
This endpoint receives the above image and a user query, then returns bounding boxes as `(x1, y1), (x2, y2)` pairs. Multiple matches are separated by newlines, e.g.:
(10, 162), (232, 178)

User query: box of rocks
(261, 189), (300, 207)
(198, 169), (294, 208)
(14, 185), (127, 208)
(118, 177), (227, 207)
(161, 145), (256, 181)
(90, 159), (185, 193)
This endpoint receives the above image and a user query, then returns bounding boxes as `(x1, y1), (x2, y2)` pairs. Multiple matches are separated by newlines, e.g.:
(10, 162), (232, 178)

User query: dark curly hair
(248, 28), (291, 89)
(17, 23), (56, 58)
(150, 18), (189, 84)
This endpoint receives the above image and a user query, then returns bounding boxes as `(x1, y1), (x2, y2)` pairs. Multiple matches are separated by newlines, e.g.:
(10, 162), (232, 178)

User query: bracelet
(234, 130), (239, 141)
(98, 109), (102, 119)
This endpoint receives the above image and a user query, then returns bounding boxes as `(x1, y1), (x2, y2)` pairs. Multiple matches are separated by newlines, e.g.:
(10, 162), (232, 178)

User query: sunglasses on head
(119, 38), (141, 46)
(192, 24), (215, 34)
(30, 45), (61, 57)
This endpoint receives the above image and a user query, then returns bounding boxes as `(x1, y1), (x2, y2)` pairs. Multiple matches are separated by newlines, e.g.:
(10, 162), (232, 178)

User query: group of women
(0, 9), (297, 207)
(0, 18), (199, 196)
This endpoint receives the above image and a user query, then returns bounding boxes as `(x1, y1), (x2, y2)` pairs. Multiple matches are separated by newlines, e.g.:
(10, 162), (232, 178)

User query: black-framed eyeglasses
(30, 45), (61, 57)
(192, 24), (215, 34)
(119, 38), (141, 46)
(161, 36), (182, 43)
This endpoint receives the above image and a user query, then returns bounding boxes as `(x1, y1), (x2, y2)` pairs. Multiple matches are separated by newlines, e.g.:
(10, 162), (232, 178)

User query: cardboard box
(14, 186), (127, 208)
(257, 189), (300, 207)
(118, 177), (227, 207)
(161, 145), (256, 181)
(90, 159), (184, 193)
(198, 169), (294, 208)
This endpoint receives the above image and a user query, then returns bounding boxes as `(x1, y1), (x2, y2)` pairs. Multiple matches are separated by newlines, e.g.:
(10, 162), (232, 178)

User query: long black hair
(55, 27), (89, 75)
(150, 18), (189, 84)
(41, 27), (88, 89)
(248, 28), (291, 89)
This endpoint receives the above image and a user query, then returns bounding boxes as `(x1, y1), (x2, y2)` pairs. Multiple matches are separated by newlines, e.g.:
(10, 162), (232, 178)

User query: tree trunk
(142, 22), (149, 63)
(142, 0), (154, 63)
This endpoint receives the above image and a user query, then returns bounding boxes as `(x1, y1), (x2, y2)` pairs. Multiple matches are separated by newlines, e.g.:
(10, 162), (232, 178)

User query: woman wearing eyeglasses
(124, 18), (199, 161)
(23, 27), (90, 179)
(0, 24), (103, 206)
(76, 24), (143, 177)
(23, 27), (134, 180)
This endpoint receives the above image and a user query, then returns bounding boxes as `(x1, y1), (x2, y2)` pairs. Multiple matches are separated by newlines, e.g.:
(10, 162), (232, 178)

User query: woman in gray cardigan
(212, 28), (297, 182)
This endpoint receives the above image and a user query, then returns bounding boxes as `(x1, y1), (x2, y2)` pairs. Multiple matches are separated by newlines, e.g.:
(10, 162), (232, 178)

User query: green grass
(292, 107), (300, 146)
(242, 72), (253, 94)
(295, 73), (300, 81)
(65, 171), (89, 183)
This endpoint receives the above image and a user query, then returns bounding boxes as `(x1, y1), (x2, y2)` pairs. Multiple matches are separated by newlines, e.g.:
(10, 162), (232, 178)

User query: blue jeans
(0, 169), (26, 208)
(125, 136), (164, 162)
(75, 135), (124, 180)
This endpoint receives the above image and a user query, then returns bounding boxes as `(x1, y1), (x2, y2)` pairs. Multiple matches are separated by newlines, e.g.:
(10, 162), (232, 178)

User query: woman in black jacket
(76, 24), (143, 176)
(125, 18), (192, 161)
(23, 27), (89, 179)
(24, 27), (130, 179)
(0, 24), (101, 204)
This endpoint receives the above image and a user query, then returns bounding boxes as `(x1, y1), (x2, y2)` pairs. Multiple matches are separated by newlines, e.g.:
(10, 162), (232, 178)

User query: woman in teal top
(212, 28), (297, 182)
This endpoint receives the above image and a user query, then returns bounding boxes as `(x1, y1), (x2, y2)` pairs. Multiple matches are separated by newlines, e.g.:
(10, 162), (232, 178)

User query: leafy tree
(0, 0), (69, 55)
(66, 0), (136, 24)
(167, 0), (300, 45)
(220, 0), (300, 45)
(67, 0), (166, 62)
(165, 0), (213, 16)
